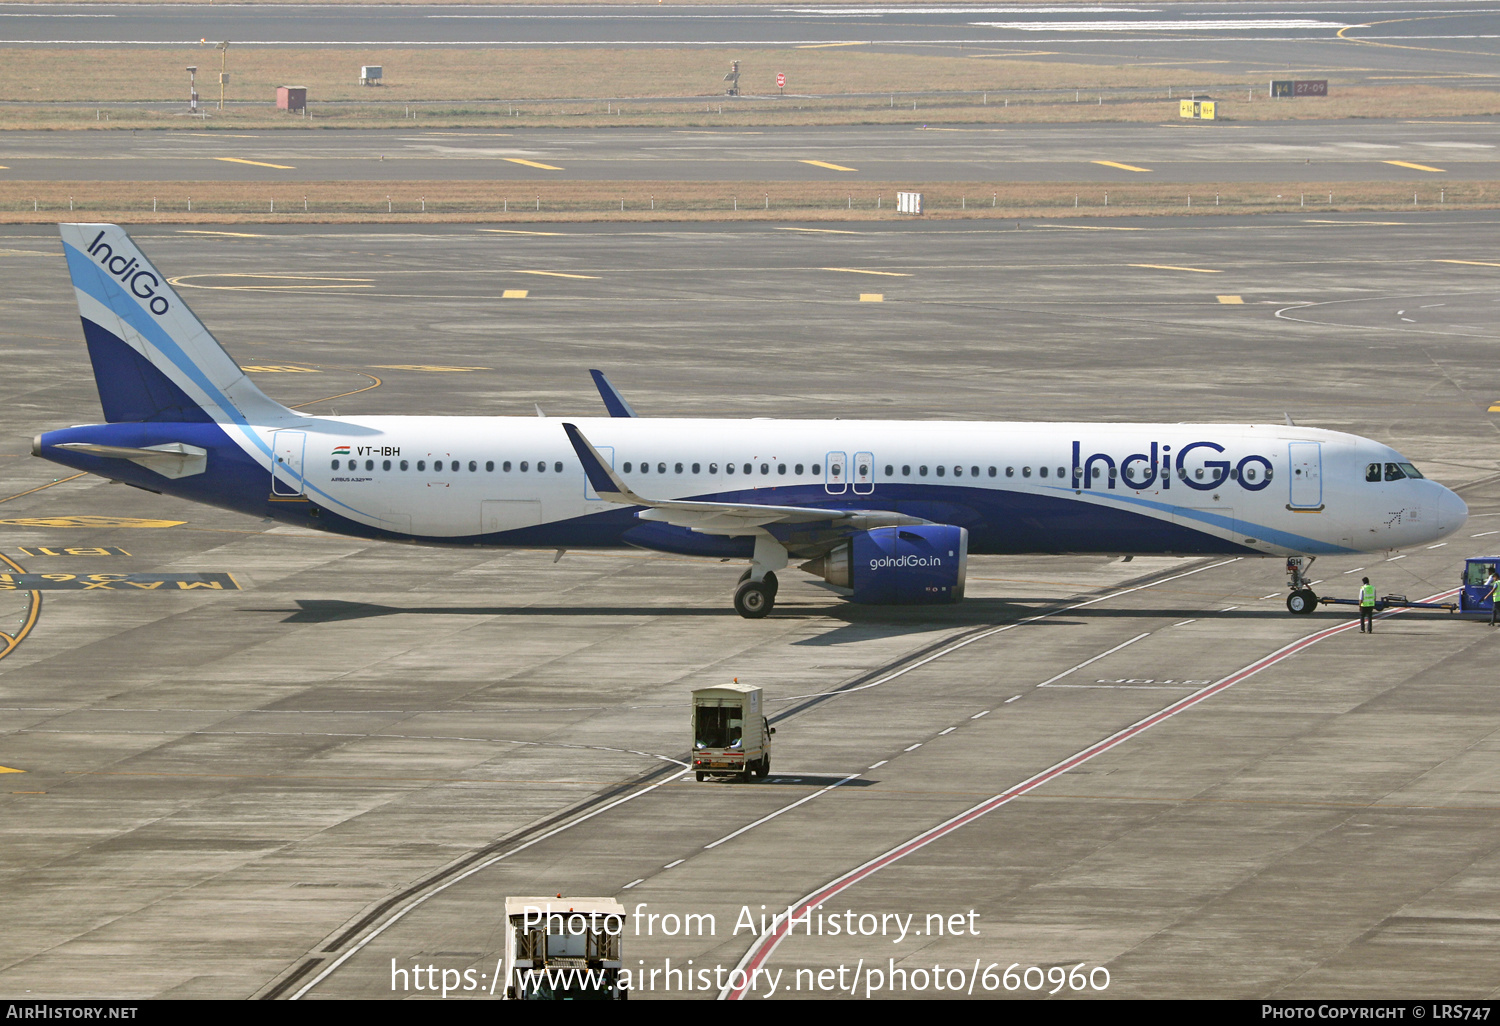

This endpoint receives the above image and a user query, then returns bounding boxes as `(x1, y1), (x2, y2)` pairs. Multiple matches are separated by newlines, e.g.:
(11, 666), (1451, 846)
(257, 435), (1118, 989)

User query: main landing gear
(734, 536), (789, 619)
(1285, 556), (1319, 615)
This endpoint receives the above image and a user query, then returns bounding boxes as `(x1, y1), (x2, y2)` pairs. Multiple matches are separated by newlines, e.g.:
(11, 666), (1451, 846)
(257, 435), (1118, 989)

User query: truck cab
(692, 682), (774, 782)
(1459, 556), (1500, 614)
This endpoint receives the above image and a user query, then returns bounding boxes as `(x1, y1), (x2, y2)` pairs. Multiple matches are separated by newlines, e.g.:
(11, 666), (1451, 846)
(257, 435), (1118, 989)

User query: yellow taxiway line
(800, 160), (858, 172)
(1384, 159), (1447, 172)
(1217, 295), (1245, 304)
(1437, 259), (1500, 268)
(516, 270), (599, 279)
(1130, 263), (1223, 273)
(214, 157), (295, 170)
(504, 157), (564, 170)
(824, 267), (911, 277)
(1092, 160), (1153, 172)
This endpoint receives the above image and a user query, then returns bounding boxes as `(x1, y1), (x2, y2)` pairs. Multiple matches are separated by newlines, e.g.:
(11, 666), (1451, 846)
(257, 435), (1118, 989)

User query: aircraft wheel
(739, 568), (752, 584)
(1286, 589), (1318, 615)
(763, 571), (779, 601)
(734, 580), (774, 619)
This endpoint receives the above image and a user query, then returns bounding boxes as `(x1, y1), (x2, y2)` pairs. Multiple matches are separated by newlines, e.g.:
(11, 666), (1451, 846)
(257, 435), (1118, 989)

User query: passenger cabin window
(884, 465), (893, 476)
(485, 461), (494, 472)
(502, 461), (511, 472)
(778, 464), (787, 475)
(761, 464), (769, 475)
(709, 463), (718, 474)
(383, 460), (391, 471)
(675, 463), (683, 474)
(538, 461), (547, 473)
(400, 460), (409, 471)
(726, 463), (735, 474)
(469, 460), (477, 472)
(330, 460), (338, 470)
(519, 461), (528, 472)
(1057, 467), (1065, 478)
(1022, 467), (1031, 478)
(797, 464), (806, 475)
(417, 460), (427, 471)
(1039, 466), (1048, 478)
(658, 463), (667, 474)
(953, 466), (962, 477)
(902, 465), (911, 476)
(918, 466), (928, 477)
(1005, 467), (1014, 477)
(936, 466), (946, 477)
(742, 463), (751, 474)
(366, 459), (374, 471)
(692, 463), (701, 474)
(811, 465), (821, 475)
(971, 466), (980, 477)
(554, 462), (563, 473)
(988, 467), (997, 477)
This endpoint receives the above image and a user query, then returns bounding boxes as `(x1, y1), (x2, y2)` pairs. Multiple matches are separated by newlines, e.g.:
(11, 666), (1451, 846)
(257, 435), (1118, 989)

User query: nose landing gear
(1285, 556), (1319, 615)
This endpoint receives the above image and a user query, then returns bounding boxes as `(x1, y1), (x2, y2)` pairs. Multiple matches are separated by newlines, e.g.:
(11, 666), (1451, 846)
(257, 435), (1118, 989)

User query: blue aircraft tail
(59, 223), (295, 426)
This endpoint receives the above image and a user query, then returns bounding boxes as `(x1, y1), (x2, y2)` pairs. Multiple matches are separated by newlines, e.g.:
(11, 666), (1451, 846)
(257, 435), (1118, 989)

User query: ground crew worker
(1359, 577), (1376, 633)
(1489, 572), (1500, 626)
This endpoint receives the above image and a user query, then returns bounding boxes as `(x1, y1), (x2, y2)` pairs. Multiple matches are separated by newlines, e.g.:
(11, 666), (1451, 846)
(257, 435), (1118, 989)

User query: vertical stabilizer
(59, 223), (295, 431)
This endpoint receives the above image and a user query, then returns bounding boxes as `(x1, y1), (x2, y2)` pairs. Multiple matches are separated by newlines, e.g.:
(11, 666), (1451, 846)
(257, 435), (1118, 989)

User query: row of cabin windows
(1083, 465), (1272, 483)
(333, 458), (564, 473)
(327, 457), (1270, 484)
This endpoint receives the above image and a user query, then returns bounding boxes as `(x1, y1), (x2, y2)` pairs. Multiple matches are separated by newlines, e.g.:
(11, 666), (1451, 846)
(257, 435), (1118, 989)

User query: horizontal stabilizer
(54, 441), (207, 479)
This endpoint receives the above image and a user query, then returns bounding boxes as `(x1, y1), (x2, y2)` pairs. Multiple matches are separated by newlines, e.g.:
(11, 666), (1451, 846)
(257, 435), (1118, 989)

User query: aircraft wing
(561, 423), (926, 535)
(589, 369), (637, 418)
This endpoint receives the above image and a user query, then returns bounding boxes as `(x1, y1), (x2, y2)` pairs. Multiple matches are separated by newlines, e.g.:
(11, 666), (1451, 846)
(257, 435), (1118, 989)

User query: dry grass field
(5, 48), (1496, 131)
(0, 178), (1480, 224)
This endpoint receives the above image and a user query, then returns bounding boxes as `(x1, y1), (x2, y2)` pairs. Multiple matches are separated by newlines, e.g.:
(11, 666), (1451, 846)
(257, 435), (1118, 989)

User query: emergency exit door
(825, 451), (847, 494)
(852, 451), (874, 495)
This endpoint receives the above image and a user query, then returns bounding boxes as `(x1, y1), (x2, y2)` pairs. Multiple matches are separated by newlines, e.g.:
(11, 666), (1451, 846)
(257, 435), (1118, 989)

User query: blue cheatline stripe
(63, 242), (272, 461)
(1043, 484), (1355, 554)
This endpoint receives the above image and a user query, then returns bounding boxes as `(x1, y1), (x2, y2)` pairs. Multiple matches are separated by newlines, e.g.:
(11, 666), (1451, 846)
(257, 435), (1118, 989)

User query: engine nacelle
(801, 525), (968, 604)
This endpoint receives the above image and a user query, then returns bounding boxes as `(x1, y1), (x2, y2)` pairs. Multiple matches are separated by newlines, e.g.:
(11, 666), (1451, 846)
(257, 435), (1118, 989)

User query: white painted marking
(664, 859), (685, 869)
(1472, 531), (1499, 538)
(776, 559), (1240, 702)
(1174, 619), (1197, 626)
(1036, 632), (1151, 688)
(1427, 542), (1448, 549)
(1004, 696), (1022, 703)
(720, 584), (1461, 1001)
(938, 727), (956, 735)
(623, 879), (644, 889)
(904, 743), (923, 752)
(703, 775), (861, 850)
(971, 710), (991, 719)
(289, 765), (690, 999)
(868, 760), (888, 769)
(1343, 566), (1367, 574)
(1261, 593), (1280, 599)
(1222, 606), (1240, 611)
(1388, 554), (1408, 561)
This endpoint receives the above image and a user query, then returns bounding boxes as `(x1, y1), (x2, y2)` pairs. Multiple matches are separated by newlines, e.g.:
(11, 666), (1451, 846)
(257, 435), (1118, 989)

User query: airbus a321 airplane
(32, 224), (1468, 618)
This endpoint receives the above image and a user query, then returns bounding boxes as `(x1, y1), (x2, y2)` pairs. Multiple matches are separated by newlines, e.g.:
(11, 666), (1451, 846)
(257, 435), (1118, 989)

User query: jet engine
(800, 525), (968, 604)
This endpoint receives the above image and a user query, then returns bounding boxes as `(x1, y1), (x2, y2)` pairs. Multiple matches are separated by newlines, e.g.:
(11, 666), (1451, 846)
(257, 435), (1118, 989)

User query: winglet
(562, 422), (636, 501)
(589, 369), (638, 418)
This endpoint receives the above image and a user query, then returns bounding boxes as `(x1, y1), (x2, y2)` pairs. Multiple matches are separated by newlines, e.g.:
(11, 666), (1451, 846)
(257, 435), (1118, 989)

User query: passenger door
(1288, 442), (1322, 509)
(271, 430), (305, 496)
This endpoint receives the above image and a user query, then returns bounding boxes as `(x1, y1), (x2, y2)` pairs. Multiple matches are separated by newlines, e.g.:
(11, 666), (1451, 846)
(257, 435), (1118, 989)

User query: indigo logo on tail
(87, 230), (170, 316)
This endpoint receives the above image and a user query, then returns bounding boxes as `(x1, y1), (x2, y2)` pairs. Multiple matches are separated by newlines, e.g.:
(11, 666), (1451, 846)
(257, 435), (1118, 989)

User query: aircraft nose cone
(1439, 488), (1468, 533)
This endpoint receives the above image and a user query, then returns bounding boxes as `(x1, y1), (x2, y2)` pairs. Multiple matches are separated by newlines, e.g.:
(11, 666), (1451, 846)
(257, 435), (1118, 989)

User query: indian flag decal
(331, 445), (351, 455)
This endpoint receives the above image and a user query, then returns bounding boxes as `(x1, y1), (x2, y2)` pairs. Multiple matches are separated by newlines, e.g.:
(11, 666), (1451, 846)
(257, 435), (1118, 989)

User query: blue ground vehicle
(1458, 556), (1500, 614)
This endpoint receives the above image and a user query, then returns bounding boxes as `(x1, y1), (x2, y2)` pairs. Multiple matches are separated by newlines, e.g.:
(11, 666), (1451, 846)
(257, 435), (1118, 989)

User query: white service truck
(692, 682), (774, 782)
(500, 897), (626, 1000)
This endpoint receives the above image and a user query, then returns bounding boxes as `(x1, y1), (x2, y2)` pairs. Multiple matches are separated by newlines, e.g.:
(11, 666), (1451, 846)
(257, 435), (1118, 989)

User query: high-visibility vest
(1360, 584), (1376, 607)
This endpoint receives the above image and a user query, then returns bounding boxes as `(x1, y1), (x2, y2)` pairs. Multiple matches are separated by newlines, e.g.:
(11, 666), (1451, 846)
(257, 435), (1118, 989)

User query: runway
(3, 0), (1499, 84)
(2, 119), (1494, 185)
(1, 215), (1498, 999)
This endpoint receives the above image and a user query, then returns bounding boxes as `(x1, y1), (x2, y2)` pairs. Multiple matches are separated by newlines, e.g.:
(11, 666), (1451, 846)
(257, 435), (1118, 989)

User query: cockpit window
(1366, 463), (1382, 483)
(1384, 463), (1406, 482)
(1399, 462), (1424, 480)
